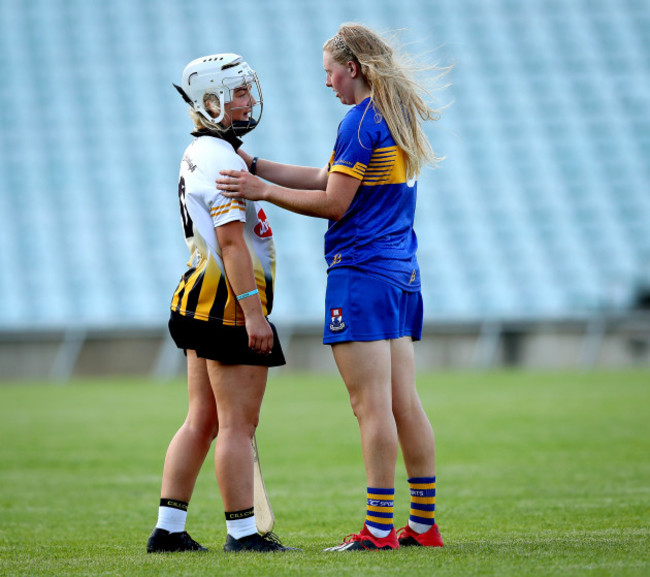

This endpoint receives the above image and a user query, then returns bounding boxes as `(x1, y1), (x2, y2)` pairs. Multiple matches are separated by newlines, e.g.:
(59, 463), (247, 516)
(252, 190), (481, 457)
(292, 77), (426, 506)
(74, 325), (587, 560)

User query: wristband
(250, 156), (259, 175)
(236, 289), (259, 301)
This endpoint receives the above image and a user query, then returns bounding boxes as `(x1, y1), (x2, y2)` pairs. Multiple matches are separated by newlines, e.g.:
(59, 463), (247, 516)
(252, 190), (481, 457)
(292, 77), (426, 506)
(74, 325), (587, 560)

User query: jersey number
(178, 176), (194, 240)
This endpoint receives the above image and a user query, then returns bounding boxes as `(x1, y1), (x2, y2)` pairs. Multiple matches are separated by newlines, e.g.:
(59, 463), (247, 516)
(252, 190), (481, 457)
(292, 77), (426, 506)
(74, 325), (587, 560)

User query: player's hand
(245, 313), (274, 354)
(217, 170), (267, 201)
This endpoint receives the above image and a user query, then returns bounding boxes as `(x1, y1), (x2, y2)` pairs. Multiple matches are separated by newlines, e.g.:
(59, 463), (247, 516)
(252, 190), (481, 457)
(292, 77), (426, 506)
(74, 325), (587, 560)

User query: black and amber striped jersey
(170, 135), (276, 325)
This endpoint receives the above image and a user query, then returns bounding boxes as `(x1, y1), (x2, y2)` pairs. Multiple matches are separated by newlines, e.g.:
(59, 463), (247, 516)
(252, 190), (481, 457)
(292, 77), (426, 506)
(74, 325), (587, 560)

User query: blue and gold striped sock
(408, 476), (436, 533)
(365, 487), (395, 538)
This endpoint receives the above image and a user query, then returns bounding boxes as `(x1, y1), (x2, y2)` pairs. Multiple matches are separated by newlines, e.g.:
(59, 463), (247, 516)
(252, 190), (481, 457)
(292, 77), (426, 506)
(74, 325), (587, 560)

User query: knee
(238, 417), (259, 438)
(217, 412), (259, 438)
(347, 390), (364, 420)
(393, 402), (425, 429)
(207, 422), (219, 442)
(185, 415), (219, 443)
(348, 392), (391, 423)
(392, 402), (412, 424)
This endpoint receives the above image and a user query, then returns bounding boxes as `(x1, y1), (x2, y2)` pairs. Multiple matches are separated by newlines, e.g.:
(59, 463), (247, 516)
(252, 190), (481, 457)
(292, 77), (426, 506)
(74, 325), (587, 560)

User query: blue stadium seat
(0, 0), (649, 329)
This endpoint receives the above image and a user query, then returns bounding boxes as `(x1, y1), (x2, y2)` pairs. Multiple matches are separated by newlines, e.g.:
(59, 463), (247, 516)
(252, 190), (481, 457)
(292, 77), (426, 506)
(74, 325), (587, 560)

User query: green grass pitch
(0, 370), (648, 576)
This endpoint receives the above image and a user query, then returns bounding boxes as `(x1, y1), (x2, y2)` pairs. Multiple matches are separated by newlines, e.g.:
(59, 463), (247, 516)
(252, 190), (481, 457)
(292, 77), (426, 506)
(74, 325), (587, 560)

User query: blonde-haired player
(219, 24), (448, 550)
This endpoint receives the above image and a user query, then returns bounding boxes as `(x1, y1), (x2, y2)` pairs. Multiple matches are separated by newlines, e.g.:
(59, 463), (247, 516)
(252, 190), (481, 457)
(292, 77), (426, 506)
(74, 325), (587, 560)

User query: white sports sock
(156, 506), (187, 533)
(366, 525), (392, 538)
(226, 515), (258, 539)
(408, 520), (433, 534)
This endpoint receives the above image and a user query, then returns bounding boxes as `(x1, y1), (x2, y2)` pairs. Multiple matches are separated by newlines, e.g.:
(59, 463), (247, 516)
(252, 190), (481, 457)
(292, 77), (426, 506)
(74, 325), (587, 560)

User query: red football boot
(324, 524), (399, 551)
(397, 523), (444, 547)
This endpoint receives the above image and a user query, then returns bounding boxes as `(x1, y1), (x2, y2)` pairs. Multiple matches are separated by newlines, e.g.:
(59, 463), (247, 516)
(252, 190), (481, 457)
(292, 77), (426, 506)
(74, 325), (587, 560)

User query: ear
(348, 60), (360, 78)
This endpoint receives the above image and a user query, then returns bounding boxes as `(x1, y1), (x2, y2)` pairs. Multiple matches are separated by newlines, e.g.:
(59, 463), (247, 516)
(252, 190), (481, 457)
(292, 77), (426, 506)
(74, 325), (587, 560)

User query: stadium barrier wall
(1, 314), (649, 381)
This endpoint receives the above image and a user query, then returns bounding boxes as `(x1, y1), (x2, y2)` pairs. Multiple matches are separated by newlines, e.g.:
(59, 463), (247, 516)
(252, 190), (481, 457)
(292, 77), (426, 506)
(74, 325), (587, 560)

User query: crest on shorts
(329, 307), (346, 332)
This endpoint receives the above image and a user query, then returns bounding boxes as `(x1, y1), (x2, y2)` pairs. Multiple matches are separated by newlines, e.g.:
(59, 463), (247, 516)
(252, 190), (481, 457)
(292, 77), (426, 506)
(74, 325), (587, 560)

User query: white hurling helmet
(174, 53), (262, 134)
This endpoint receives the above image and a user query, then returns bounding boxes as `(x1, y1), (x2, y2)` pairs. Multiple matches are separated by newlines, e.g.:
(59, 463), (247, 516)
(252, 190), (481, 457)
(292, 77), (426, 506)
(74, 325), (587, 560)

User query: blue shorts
(323, 268), (423, 344)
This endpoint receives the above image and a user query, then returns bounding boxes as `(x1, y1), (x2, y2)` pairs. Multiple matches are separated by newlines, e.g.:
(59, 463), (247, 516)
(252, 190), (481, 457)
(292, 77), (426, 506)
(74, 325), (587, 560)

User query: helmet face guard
(176, 53), (263, 136)
(223, 73), (263, 136)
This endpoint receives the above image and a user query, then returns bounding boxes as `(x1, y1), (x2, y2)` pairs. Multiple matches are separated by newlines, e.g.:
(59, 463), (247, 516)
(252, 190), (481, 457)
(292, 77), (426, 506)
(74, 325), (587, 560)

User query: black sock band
(160, 498), (188, 511)
(225, 507), (254, 521)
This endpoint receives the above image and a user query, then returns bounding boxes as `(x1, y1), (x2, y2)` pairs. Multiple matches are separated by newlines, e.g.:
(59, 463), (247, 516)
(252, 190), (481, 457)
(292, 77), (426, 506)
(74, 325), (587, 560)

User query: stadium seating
(0, 0), (648, 330)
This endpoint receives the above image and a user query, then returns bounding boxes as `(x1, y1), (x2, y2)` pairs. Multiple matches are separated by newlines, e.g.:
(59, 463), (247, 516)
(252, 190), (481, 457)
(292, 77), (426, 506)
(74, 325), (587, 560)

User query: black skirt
(168, 311), (286, 367)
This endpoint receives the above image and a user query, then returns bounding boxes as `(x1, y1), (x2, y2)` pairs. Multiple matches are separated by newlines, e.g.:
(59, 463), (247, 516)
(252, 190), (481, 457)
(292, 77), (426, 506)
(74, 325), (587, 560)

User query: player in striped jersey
(218, 25), (448, 550)
(147, 54), (295, 554)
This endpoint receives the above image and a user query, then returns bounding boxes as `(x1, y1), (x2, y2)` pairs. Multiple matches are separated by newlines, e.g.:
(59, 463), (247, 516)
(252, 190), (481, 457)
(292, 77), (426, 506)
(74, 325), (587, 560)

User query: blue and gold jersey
(326, 97), (420, 291)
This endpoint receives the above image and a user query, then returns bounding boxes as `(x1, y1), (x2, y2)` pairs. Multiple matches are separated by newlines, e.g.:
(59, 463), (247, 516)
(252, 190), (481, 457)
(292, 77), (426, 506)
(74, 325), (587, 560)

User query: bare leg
(207, 362), (268, 512)
(332, 340), (397, 487)
(390, 337), (435, 478)
(160, 351), (219, 502)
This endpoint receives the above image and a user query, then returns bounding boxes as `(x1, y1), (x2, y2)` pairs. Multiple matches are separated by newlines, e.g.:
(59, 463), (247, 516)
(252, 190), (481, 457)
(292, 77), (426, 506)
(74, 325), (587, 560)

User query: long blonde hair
(323, 23), (450, 178)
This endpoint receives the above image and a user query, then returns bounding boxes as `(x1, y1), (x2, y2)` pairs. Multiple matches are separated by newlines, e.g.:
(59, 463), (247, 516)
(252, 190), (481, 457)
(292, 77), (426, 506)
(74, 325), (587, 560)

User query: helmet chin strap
(231, 118), (258, 136)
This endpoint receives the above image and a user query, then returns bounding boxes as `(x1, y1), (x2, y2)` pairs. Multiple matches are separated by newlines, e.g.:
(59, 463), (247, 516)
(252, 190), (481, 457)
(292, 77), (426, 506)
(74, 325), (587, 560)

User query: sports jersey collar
(191, 128), (243, 151)
(358, 96), (372, 106)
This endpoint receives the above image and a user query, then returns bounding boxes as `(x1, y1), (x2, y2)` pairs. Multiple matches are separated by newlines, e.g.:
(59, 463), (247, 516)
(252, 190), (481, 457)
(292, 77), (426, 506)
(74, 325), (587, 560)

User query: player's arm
(218, 170), (358, 221)
(216, 220), (273, 353)
(238, 149), (328, 190)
